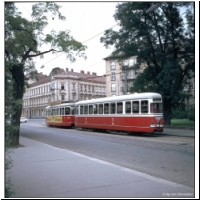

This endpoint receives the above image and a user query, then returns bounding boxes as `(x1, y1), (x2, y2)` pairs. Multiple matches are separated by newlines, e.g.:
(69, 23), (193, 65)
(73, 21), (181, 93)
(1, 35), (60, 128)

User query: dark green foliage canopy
(5, 2), (87, 145)
(100, 2), (194, 124)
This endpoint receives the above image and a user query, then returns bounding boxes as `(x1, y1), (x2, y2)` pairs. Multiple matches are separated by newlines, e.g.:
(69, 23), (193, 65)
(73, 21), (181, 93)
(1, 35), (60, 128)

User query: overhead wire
(38, 24), (118, 70)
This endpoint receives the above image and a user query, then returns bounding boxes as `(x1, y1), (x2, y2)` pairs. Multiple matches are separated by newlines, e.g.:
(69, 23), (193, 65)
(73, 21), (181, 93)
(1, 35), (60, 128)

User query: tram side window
(99, 104), (103, 114)
(104, 103), (109, 114)
(110, 103), (116, 114)
(61, 108), (64, 115)
(150, 103), (163, 113)
(80, 106), (83, 115)
(141, 100), (148, 113)
(84, 105), (88, 114)
(125, 101), (131, 114)
(132, 101), (139, 113)
(117, 102), (123, 114)
(93, 104), (98, 114)
(65, 107), (70, 115)
(89, 105), (93, 114)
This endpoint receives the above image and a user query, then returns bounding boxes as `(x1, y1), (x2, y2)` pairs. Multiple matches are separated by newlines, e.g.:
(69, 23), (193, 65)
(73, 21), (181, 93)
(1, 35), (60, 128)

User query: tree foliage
(5, 2), (87, 145)
(100, 2), (194, 124)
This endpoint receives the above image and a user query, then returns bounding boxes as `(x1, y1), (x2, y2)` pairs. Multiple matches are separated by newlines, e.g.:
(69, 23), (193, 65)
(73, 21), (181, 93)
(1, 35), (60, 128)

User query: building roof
(29, 68), (106, 87)
(103, 53), (136, 61)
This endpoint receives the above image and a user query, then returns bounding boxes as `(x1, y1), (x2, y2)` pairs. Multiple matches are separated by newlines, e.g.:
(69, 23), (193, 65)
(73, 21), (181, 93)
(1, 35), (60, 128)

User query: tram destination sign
(48, 100), (61, 106)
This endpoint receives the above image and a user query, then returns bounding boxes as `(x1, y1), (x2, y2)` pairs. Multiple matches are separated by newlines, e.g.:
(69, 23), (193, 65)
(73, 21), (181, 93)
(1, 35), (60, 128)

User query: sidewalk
(8, 137), (194, 198)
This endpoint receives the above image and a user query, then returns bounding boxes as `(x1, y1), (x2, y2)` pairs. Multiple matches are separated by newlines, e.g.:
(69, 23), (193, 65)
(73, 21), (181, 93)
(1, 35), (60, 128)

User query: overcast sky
(14, 2), (120, 76)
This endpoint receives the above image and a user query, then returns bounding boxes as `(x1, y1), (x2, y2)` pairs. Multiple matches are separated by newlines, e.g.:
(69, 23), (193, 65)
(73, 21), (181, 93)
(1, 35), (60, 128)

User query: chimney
(81, 70), (84, 74)
(66, 68), (68, 71)
(71, 69), (73, 72)
(92, 72), (97, 76)
(87, 71), (90, 75)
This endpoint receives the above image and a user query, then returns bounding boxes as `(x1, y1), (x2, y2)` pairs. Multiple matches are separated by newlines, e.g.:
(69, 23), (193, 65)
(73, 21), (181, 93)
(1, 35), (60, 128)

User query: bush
(172, 109), (188, 119)
(187, 105), (195, 121)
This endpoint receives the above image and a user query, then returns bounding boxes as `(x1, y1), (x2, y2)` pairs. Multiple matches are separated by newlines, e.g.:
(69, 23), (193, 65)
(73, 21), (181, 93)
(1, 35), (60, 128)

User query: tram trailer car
(46, 102), (75, 127)
(74, 92), (164, 133)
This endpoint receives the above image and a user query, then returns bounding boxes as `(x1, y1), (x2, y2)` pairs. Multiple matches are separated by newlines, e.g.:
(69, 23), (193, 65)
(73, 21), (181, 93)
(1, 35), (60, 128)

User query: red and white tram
(74, 92), (164, 133)
(45, 102), (75, 127)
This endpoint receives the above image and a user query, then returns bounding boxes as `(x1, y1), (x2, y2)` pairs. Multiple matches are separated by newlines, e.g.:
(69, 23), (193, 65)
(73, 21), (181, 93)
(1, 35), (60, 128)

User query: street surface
(19, 119), (195, 188)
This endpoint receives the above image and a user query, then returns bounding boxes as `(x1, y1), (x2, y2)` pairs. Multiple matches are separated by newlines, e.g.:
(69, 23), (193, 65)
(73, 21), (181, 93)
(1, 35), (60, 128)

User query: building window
(129, 70), (134, 78)
(123, 60), (128, 66)
(61, 83), (65, 90)
(111, 72), (116, 81)
(61, 95), (65, 101)
(111, 83), (116, 92)
(129, 59), (134, 67)
(72, 94), (75, 100)
(72, 83), (75, 91)
(134, 57), (137, 64)
(110, 61), (116, 70)
(49, 83), (55, 91)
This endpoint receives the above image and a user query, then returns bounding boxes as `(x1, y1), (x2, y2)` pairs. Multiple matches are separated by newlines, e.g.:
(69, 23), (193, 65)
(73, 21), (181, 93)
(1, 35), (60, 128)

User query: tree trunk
(10, 64), (25, 146)
(163, 97), (172, 125)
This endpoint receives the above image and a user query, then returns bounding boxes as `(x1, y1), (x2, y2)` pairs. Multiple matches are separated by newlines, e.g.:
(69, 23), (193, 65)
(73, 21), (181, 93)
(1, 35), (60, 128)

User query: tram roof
(46, 102), (75, 109)
(75, 92), (162, 105)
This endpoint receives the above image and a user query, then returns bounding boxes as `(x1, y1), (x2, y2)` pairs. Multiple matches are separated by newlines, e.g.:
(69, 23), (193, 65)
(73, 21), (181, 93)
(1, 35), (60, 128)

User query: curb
(164, 126), (195, 130)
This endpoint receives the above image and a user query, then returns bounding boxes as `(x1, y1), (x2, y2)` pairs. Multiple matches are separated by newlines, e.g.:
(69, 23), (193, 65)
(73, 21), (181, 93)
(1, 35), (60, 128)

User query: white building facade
(22, 68), (106, 118)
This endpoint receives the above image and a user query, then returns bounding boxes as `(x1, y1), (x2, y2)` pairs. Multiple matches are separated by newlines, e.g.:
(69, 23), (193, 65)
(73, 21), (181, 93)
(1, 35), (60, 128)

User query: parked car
(20, 117), (28, 123)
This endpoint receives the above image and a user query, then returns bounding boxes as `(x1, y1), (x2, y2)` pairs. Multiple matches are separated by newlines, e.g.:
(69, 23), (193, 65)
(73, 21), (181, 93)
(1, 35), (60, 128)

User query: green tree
(5, 2), (87, 146)
(5, 61), (15, 197)
(100, 2), (194, 125)
(51, 67), (62, 75)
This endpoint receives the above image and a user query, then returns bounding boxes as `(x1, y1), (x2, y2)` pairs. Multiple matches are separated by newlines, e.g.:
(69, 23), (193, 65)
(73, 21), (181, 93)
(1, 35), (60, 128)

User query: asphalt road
(19, 119), (195, 188)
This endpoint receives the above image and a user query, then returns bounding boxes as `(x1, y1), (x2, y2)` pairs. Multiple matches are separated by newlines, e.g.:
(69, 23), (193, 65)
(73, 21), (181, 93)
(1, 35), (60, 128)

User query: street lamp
(49, 72), (55, 102)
